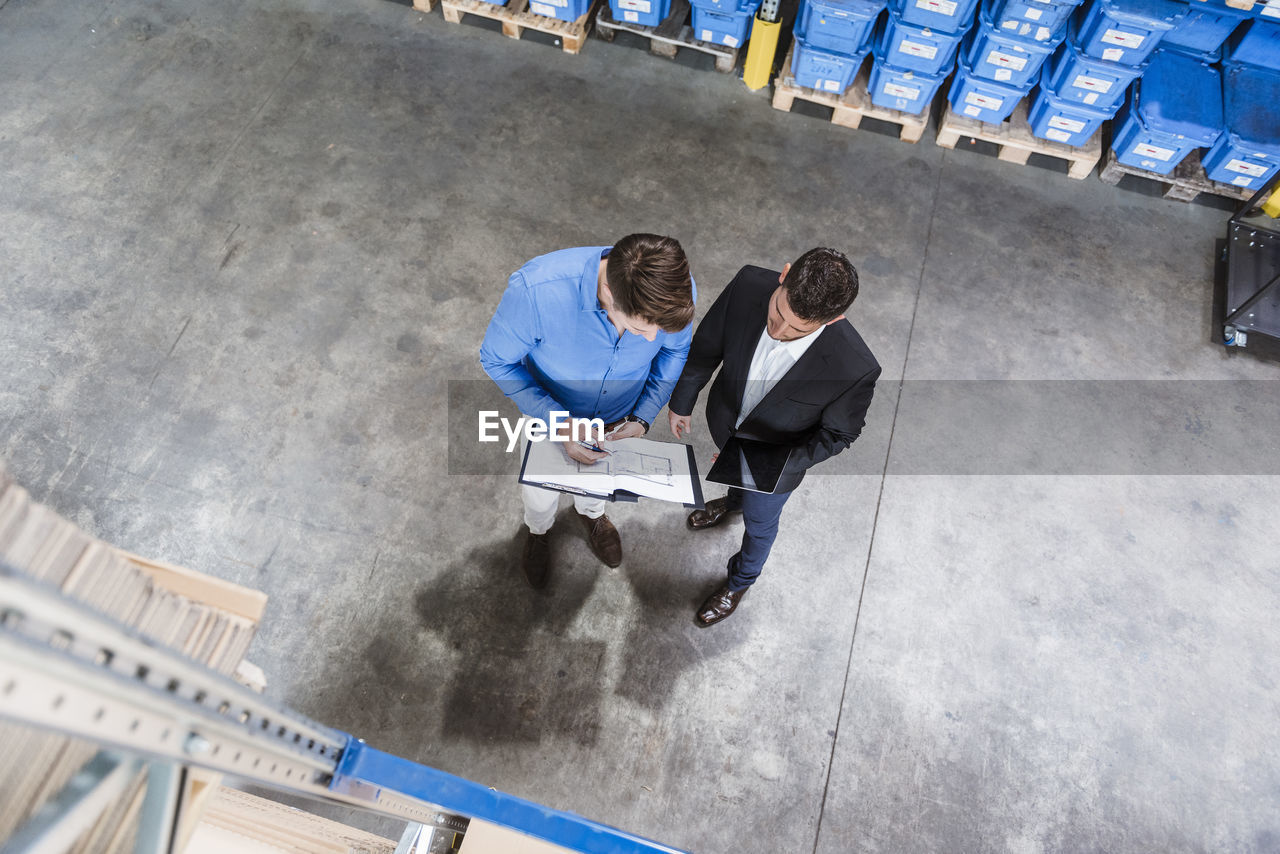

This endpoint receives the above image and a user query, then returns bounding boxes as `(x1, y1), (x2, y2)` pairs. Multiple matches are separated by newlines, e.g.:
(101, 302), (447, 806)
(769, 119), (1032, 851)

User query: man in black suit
(667, 248), (880, 626)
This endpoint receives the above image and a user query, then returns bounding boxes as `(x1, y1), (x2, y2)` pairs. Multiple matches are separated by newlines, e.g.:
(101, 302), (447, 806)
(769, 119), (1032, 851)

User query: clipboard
(518, 441), (705, 509)
(706, 437), (792, 495)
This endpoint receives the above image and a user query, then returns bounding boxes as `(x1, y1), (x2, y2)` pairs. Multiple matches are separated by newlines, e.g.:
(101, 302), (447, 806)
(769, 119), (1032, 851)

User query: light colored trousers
(522, 485), (605, 536)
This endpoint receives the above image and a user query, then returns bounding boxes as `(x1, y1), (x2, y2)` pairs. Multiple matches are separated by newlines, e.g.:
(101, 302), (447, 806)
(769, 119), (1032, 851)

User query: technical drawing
(577, 450), (675, 486)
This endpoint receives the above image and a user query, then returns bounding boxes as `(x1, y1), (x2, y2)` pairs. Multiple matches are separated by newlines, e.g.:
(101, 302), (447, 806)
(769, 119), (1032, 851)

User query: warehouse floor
(3, 0), (1279, 850)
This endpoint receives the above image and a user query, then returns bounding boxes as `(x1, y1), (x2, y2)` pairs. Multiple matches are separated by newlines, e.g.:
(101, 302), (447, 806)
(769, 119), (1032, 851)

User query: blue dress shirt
(480, 246), (695, 425)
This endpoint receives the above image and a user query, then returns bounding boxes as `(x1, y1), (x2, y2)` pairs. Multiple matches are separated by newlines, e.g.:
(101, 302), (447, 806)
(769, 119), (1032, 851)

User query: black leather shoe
(521, 529), (551, 590)
(696, 584), (748, 626)
(687, 497), (739, 530)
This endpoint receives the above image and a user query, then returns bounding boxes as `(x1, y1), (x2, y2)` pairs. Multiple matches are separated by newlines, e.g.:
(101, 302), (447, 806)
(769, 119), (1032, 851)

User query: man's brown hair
(606, 234), (695, 333)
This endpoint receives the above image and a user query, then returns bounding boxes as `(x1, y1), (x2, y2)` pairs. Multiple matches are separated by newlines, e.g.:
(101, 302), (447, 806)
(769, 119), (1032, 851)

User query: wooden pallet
(1097, 148), (1256, 203)
(412, 0), (437, 13)
(594, 0), (739, 72)
(935, 101), (1102, 180)
(440, 0), (602, 54)
(771, 44), (931, 144)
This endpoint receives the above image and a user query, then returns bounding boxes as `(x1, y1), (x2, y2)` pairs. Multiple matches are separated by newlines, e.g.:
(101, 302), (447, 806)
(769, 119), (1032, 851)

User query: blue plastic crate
(1161, 3), (1251, 55)
(878, 9), (968, 74)
(691, 1), (758, 45)
(1203, 62), (1280, 189)
(693, 0), (759, 13)
(1028, 69), (1115, 144)
(948, 53), (1031, 121)
(989, 0), (1078, 41)
(963, 4), (1061, 86)
(1075, 0), (1186, 64)
(1226, 19), (1280, 70)
(1112, 49), (1222, 173)
(799, 0), (886, 52)
(867, 51), (951, 111)
(1043, 19), (1147, 106)
(528, 0), (593, 20)
(893, 0), (981, 34)
(791, 31), (871, 91)
(609, 0), (672, 26)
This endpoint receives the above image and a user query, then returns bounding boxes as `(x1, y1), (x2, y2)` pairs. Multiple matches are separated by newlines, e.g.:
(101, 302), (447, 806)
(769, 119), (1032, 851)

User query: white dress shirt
(735, 324), (824, 428)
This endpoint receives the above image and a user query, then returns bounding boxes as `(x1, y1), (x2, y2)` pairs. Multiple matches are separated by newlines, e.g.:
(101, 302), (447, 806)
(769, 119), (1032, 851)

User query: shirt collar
(580, 247), (610, 312)
(763, 322), (824, 357)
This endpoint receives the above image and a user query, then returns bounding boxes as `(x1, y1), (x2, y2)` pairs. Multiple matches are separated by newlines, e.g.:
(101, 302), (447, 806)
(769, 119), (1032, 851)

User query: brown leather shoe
(687, 497), (739, 530)
(521, 529), (551, 590)
(578, 513), (622, 567)
(696, 584), (748, 626)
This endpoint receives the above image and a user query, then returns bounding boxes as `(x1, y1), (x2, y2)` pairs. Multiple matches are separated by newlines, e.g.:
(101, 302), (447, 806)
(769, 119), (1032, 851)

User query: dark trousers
(723, 486), (794, 592)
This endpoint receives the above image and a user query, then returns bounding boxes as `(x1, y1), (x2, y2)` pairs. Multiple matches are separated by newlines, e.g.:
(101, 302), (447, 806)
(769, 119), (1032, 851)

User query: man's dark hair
(782, 247), (859, 323)
(606, 233), (695, 333)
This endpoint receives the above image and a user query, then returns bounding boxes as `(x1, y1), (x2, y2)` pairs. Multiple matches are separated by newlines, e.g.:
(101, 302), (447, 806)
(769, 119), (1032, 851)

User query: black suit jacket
(668, 265), (881, 494)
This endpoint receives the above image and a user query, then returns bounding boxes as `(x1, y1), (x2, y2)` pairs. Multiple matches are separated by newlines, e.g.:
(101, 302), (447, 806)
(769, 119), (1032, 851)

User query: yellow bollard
(742, 14), (782, 91)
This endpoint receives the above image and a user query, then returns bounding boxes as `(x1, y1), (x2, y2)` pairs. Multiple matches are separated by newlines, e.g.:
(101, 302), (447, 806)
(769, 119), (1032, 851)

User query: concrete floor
(2, 0), (1278, 850)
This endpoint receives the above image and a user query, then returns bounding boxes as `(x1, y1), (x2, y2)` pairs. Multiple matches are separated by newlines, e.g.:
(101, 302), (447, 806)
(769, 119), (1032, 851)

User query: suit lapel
(730, 287), (771, 412)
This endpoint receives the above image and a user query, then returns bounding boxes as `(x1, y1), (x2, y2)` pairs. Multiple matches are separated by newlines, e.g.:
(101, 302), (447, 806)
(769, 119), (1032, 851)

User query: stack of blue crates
(1027, 0), (1186, 144)
(791, 0), (886, 93)
(1202, 21), (1280, 189)
(1112, 47), (1223, 173)
(866, 0), (978, 112)
(691, 0), (762, 47)
(948, 0), (1077, 123)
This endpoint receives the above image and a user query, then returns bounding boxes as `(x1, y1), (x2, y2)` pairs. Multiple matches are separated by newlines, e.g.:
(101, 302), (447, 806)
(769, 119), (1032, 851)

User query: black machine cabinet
(1223, 172), (1280, 351)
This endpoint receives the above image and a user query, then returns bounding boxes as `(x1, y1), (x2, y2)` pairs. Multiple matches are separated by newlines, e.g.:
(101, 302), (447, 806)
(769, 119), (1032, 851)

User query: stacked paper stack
(0, 464), (268, 853)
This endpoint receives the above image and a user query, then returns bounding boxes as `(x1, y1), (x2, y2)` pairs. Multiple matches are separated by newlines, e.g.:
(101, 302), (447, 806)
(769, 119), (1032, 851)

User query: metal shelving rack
(0, 563), (686, 854)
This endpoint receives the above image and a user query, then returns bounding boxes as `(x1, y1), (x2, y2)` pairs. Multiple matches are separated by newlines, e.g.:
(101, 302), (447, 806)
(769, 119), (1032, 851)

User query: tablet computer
(705, 437), (792, 494)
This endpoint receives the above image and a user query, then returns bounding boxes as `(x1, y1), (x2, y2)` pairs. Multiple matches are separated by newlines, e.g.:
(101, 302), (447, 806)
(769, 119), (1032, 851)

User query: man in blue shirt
(480, 234), (696, 590)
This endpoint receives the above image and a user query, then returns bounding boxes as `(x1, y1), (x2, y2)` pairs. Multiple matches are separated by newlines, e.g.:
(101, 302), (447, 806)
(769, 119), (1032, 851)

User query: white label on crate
(1233, 175), (1254, 186)
(1226, 158), (1269, 177)
(1071, 73), (1113, 93)
(987, 49), (1029, 70)
(1102, 47), (1124, 61)
(1001, 20), (1018, 30)
(884, 81), (922, 99)
(966, 91), (1005, 110)
(624, 9), (639, 20)
(531, 2), (556, 13)
(1035, 26), (1051, 39)
(1015, 22), (1033, 36)
(994, 68), (1013, 81)
(822, 78), (840, 91)
(701, 27), (713, 40)
(899, 39), (940, 59)
(1045, 128), (1072, 142)
(1025, 6), (1043, 19)
(723, 33), (740, 47)
(964, 104), (983, 116)
(1133, 142), (1176, 161)
(1101, 28), (1145, 48)
(1049, 115), (1087, 133)
(1264, 0), (1280, 18)
(618, 0), (650, 9)
(1083, 91), (1099, 105)
(917, 0), (959, 14)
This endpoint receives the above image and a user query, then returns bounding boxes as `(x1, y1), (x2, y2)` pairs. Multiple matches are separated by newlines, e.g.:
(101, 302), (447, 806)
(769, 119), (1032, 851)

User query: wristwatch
(624, 414), (650, 434)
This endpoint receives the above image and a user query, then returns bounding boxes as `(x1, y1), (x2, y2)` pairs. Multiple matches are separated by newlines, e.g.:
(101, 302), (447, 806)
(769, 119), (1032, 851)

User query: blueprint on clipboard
(520, 437), (701, 506)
